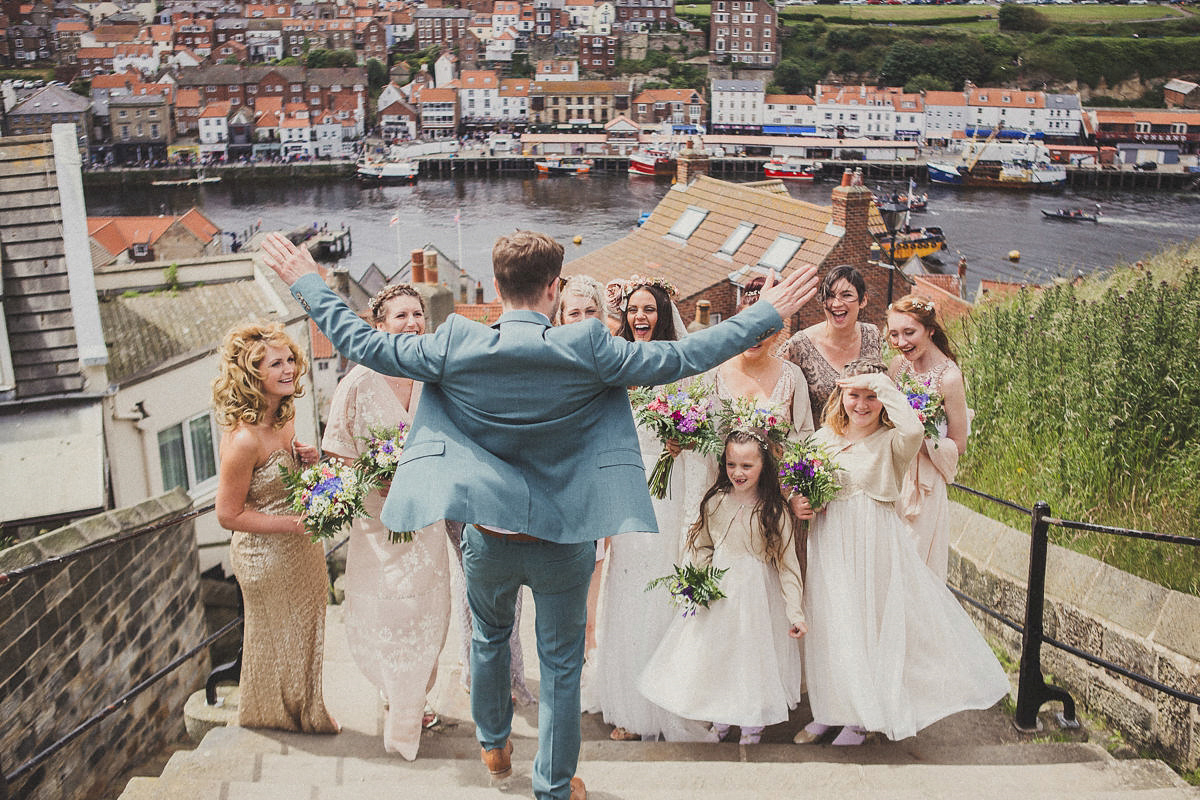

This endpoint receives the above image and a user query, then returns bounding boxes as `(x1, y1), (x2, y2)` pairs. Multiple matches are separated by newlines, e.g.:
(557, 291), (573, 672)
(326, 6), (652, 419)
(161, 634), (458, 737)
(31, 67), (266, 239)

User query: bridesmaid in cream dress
(322, 285), (452, 759)
(213, 321), (339, 734)
(886, 294), (971, 581)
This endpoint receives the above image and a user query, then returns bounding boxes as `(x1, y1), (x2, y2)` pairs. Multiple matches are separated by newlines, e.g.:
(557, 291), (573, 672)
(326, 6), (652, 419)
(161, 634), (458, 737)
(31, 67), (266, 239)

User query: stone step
(122, 755), (1200, 800)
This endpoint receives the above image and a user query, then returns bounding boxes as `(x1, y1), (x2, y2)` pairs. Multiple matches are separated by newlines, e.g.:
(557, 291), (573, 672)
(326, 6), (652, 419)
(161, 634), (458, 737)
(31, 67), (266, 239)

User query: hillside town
(2, 0), (1199, 164)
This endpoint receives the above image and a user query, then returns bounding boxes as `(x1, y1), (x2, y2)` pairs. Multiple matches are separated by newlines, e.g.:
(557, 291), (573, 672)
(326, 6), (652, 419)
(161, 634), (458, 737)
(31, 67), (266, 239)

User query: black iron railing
(948, 483), (1200, 732)
(0, 503), (348, 800)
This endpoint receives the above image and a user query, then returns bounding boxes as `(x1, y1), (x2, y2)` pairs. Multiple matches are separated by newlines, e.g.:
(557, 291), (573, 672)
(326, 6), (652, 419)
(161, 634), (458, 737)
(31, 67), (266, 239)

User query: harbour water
(84, 172), (1200, 300)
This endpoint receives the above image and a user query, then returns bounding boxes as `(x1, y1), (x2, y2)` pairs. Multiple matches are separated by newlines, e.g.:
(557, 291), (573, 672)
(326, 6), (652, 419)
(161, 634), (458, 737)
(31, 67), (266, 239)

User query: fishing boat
(876, 191), (927, 212)
(628, 147), (676, 177)
(1041, 206), (1100, 223)
(875, 226), (947, 262)
(535, 155), (592, 175)
(151, 170), (221, 187)
(763, 156), (819, 182)
(356, 158), (419, 182)
(927, 129), (1066, 189)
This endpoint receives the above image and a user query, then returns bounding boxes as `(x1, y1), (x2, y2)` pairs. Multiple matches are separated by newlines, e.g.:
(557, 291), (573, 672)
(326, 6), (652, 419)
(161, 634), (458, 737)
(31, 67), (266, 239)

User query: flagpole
(456, 207), (464, 281)
(400, 208), (410, 280)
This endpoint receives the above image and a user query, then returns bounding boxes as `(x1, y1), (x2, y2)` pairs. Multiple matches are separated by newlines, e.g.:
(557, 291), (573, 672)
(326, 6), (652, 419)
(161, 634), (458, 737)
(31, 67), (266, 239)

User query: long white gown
(803, 384), (1009, 741)
(638, 494), (805, 728)
(322, 366), (451, 760)
(592, 422), (709, 741)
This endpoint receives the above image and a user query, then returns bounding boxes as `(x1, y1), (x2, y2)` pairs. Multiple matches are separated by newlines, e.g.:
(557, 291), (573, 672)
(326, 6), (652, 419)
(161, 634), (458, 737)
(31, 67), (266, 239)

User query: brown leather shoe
(569, 776), (587, 800)
(480, 739), (512, 779)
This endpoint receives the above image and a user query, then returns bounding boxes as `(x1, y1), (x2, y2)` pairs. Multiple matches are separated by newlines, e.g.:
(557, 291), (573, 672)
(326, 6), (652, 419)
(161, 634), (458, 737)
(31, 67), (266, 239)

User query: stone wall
(947, 501), (1200, 769)
(0, 489), (210, 800)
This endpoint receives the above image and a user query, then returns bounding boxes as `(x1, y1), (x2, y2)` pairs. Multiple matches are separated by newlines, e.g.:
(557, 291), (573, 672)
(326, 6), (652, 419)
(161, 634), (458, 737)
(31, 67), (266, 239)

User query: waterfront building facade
(631, 87), (705, 132)
(762, 92), (815, 134)
(710, 78), (764, 133)
(527, 78), (630, 129)
(5, 84), (92, 141)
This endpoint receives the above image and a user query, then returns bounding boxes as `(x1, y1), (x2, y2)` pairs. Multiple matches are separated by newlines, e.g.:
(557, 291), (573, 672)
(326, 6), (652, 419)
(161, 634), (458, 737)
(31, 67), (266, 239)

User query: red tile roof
(454, 302), (503, 324)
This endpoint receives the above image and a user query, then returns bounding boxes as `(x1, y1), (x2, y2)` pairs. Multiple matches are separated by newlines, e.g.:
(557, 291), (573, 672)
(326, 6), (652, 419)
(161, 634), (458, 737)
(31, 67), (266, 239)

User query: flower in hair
(623, 274), (678, 301)
(604, 280), (625, 315)
(893, 297), (935, 313)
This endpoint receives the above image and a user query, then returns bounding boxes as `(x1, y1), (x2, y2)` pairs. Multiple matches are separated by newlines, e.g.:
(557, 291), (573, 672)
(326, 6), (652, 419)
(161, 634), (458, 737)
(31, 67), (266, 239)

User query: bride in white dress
(321, 285), (451, 759)
(592, 278), (708, 742)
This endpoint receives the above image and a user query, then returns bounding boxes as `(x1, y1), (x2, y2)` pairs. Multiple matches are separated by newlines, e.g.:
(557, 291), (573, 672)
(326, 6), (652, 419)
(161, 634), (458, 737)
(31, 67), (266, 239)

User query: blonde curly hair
(212, 321), (307, 430)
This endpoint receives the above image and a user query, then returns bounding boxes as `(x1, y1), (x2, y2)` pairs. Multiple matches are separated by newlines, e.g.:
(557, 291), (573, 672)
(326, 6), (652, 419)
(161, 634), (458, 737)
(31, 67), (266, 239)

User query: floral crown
(622, 274), (678, 302)
(892, 297), (935, 314)
(726, 425), (770, 447)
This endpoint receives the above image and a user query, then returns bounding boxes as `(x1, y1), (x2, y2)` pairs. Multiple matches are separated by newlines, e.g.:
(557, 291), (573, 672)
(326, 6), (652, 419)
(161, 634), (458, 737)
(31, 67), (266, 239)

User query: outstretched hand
(758, 264), (820, 320)
(261, 232), (320, 286)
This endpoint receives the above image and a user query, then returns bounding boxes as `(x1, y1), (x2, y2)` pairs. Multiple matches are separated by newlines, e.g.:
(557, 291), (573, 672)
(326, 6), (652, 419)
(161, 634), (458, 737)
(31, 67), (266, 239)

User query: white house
(493, 0), (520, 37)
(434, 51), (459, 88)
(280, 112), (313, 159)
(312, 109), (342, 157)
(565, 0), (594, 29)
(486, 27), (518, 62)
(1041, 93), (1082, 141)
(197, 101), (230, 159)
(923, 89), (969, 144)
(459, 70), (499, 122)
(710, 78), (765, 132)
(591, 1), (615, 33)
(497, 77), (529, 124)
(762, 93), (817, 134)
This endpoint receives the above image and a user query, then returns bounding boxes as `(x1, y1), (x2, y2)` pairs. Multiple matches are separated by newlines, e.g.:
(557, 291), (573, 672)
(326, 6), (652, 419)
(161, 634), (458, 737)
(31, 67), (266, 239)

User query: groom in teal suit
(262, 231), (818, 800)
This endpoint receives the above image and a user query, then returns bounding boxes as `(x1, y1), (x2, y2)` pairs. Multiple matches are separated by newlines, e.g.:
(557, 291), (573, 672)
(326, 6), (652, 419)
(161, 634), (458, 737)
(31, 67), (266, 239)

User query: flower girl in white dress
(638, 430), (807, 745)
(792, 362), (1009, 746)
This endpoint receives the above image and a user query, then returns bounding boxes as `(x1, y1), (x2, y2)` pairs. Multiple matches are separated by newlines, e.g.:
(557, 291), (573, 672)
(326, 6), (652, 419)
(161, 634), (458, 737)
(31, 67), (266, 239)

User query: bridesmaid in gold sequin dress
(213, 321), (339, 735)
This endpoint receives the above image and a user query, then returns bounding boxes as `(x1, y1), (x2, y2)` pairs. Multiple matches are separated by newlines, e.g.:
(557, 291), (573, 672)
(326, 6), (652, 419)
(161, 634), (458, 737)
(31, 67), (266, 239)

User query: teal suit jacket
(292, 273), (784, 544)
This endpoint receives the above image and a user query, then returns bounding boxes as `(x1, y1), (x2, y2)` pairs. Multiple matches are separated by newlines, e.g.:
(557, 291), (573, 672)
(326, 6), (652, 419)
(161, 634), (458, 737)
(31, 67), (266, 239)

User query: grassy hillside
(955, 239), (1200, 595)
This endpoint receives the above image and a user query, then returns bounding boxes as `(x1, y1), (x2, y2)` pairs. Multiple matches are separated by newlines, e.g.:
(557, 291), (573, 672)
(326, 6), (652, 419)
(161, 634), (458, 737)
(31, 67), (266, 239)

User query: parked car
(1133, 161), (1158, 171)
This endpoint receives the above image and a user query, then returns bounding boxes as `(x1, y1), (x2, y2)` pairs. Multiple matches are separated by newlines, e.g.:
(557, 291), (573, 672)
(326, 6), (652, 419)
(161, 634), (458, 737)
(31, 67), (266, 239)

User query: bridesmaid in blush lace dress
(213, 321), (338, 735)
(785, 265), (882, 418)
(322, 285), (452, 759)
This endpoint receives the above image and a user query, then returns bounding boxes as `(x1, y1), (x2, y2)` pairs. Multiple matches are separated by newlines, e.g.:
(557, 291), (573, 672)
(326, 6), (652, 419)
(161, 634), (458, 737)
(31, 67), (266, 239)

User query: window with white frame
(158, 412), (218, 493)
(757, 234), (805, 271)
(719, 221), (755, 256)
(668, 206), (709, 240)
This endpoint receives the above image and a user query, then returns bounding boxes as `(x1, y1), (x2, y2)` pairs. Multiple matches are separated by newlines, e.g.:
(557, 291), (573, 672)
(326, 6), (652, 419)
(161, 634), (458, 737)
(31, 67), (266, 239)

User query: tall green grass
(956, 240), (1200, 595)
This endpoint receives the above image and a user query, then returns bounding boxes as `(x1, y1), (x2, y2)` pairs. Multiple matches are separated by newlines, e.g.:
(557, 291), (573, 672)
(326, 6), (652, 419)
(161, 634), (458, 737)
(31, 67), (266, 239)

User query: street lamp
(877, 202), (907, 307)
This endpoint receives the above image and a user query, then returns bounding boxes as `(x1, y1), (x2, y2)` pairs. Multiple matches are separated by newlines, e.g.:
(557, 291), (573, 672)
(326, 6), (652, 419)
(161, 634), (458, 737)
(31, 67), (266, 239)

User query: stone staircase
(120, 603), (1199, 800)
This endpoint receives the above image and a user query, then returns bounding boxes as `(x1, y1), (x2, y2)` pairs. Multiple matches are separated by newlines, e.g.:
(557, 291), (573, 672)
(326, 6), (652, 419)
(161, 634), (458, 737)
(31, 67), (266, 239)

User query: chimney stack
(411, 249), (425, 284)
(687, 299), (713, 334)
(475, 281), (484, 304)
(675, 138), (710, 186)
(424, 250), (438, 285)
(830, 167), (875, 271)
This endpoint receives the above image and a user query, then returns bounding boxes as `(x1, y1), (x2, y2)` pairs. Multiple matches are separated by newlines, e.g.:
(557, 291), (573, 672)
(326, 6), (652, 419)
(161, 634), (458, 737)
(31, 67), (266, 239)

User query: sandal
(609, 726), (641, 741)
(422, 703), (440, 729)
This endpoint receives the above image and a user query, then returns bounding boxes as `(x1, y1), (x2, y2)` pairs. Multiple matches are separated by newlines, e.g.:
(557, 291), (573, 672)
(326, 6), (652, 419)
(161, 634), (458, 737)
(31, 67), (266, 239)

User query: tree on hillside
(997, 3), (1049, 33)
(367, 58), (388, 94)
(904, 74), (951, 93)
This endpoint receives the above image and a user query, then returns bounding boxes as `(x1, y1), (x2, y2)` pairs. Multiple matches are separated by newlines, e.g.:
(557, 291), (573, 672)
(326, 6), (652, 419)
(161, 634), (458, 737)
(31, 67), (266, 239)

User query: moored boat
(763, 156), (819, 182)
(151, 170), (221, 187)
(535, 155), (593, 175)
(628, 148), (676, 176)
(875, 226), (947, 261)
(928, 131), (1065, 189)
(357, 159), (419, 182)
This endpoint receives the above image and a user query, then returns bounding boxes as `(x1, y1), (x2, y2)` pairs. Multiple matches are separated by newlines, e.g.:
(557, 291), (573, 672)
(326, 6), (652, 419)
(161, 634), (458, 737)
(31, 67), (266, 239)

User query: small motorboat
(535, 155), (592, 175)
(876, 192), (928, 212)
(1041, 205), (1100, 223)
(875, 226), (948, 261)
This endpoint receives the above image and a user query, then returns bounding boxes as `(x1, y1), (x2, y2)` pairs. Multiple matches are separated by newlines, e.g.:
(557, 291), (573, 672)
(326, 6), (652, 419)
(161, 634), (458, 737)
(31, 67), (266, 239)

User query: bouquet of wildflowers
(645, 563), (729, 617)
(778, 437), (841, 511)
(897, 371), (947, 442)
(281, 460), (372, 542)
(351, 424), (416, 543)
(630, 380), (721, 499)
(718, 397), (791, 450)
(353, 423), (408, 483)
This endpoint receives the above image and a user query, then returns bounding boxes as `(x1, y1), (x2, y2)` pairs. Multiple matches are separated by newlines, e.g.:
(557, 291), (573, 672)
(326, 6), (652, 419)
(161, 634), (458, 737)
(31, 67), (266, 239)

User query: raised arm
(259, 233), (447, 383)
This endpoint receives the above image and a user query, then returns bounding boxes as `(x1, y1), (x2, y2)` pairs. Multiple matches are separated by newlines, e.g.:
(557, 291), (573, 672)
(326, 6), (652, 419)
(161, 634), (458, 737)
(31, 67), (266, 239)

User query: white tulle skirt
(803, 490), (1009, 741)
(638, 553), (804, 728)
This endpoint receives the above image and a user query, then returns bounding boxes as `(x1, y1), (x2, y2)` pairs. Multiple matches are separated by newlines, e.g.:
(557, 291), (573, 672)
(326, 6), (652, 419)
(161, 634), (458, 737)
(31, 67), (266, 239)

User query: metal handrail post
(1014, 500), (1078, 731)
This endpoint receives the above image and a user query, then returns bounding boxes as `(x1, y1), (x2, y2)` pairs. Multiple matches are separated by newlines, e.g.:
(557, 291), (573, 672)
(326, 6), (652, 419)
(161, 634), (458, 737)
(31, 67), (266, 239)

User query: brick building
(579, 33), (617, 75)
(614, 0), (672, 30)
(631, 87), (705, 131)
(709, 0), (777, 67)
